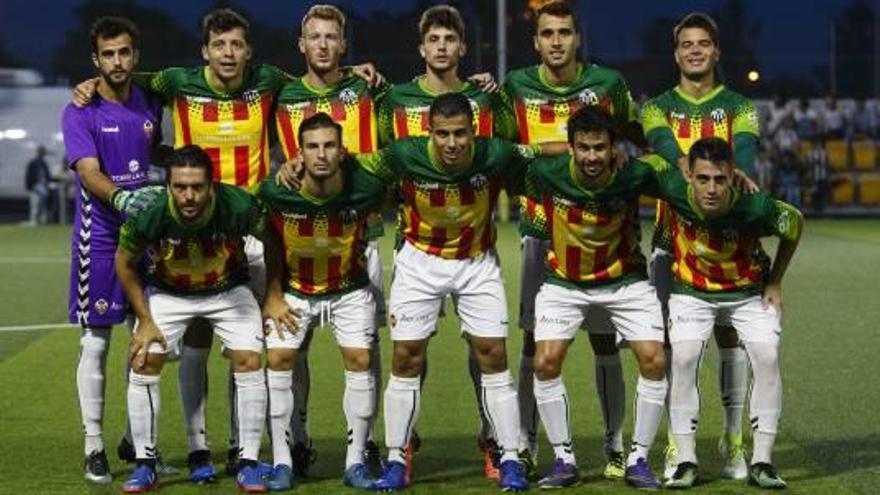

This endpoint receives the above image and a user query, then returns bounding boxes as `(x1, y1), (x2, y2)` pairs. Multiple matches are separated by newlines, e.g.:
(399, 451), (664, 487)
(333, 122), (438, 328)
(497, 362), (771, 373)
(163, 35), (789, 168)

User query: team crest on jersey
(579, 89), (599, 106)
(243, 90), (259, 103)
(94, 299), (108, 315)
(339, 88), (358, 105)
(710, 108), (727, 123)
(143, 120), (154, 138)
(469, 173), (488, 190)
(339, 207), (358, 224)
(129, 160), (140, 173)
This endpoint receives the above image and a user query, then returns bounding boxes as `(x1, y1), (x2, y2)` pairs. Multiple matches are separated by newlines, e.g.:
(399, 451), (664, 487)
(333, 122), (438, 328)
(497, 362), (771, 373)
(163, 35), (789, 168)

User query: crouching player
(526, 106), (668, 489)
(115, 146), (269, 493)
(662, 137), (802, 489)
(258, 113), (385, 490)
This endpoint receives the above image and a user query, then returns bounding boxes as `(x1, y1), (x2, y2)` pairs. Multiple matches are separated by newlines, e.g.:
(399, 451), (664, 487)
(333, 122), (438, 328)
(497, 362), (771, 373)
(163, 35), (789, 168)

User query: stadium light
(747, 70), (760, 83)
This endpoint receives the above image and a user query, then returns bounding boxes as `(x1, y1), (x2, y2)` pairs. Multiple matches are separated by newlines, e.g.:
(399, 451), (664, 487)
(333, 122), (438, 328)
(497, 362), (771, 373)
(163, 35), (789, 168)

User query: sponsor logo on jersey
(101, 125), (119, 133)
(282, 212), (309, 220)
(670, 111), (687, 121)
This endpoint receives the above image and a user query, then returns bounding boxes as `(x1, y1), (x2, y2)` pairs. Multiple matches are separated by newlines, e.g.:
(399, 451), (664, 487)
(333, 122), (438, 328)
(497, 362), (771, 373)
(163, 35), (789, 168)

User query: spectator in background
(821, 95), (847, 139)
(775, 151), (802, 208)
(25, 145), (52, 226)
(754, 146), (775, 192)
(766, 93), (790, 137)
(805, 139), (830, 215)
(793, 98), (819, 141)
(850, 99), (878, 139)
(774, 115), (800, 156)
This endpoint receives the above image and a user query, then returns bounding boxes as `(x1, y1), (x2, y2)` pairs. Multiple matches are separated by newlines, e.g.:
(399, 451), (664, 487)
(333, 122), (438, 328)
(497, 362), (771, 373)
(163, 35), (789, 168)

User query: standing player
(375, 4), (508, 479)
(61, 16), (164, 484)
(359, 93), (562, 491)
(527, 107), (668, 489)
(115, 145), (269, 493)
(496, 0), (642, 478)
(640, 12), (761, 480)
(259, 113), (386, 490)
(273, 6), (387, 475)
(658, 138), (801, 489)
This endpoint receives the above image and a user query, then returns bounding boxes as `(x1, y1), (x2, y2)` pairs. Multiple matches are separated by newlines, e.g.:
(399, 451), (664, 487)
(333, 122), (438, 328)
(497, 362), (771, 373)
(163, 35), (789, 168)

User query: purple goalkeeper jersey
(62, 85), (162, 256)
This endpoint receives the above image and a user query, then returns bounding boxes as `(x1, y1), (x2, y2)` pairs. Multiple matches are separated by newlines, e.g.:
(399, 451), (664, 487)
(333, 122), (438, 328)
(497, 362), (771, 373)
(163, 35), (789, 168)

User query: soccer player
(526, 106), (668, 489)
(640, 12), (761, 480)
(259, 113), (387, 490)
(358, 93), (562, 491)
(658, 137), (801, 489)
(115, 145), (269, 493)
(273, 5), (388, 475)
(375, 4), (508, 479)
(496, 0), (642, 478)
(61, 16), (165, 484)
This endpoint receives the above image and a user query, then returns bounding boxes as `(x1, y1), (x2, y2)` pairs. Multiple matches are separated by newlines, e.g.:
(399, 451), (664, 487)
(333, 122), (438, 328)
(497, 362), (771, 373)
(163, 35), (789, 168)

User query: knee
(267, 349), (296, 371)
(345, 350), (371, 373)
(533, 350), (563, 380)
(392, 344), (424, 377)
(637, 344), (666, 380)
(230, 351), (262, 372)
(671, 341), (703, 370)
(131, 353), (165, 376)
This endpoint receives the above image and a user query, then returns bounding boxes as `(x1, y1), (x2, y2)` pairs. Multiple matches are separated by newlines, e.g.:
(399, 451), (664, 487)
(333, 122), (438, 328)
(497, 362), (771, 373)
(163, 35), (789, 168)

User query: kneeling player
(662, 138), (802, 489)
(259, 113), (384, 491)
(115, 146), (268, 493)
(528, 107), (668, 489)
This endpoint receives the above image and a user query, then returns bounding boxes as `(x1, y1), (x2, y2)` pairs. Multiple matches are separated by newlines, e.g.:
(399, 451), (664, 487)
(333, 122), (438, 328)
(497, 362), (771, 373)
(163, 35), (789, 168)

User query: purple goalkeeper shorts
(69, 255), (128, 327)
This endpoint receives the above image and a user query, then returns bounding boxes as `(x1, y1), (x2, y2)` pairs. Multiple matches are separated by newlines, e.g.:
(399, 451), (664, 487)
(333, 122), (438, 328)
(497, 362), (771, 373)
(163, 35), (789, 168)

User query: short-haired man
(640, 12), (762, 481)
(274, 7), (389, 475)
(258, 112), (388, 490)
(659, 137), (801, 490)
(525, 106), (670, 489)
(496, 0), (642, 478)
(61, 16), (164, 484)
(357, 93), (563, 491)
(115, 145), (270, 493)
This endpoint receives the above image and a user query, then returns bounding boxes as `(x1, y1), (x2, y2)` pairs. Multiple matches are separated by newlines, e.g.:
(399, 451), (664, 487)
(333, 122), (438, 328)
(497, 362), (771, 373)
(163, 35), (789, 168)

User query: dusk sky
(0, 0), (851, 83)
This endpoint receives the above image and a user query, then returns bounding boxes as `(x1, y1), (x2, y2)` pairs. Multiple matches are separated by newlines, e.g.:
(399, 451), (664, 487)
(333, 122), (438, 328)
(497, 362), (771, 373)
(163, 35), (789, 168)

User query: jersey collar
(538, 63), (584, 93)
(673, 84), (725, 105)
(416, 75), (469, 96)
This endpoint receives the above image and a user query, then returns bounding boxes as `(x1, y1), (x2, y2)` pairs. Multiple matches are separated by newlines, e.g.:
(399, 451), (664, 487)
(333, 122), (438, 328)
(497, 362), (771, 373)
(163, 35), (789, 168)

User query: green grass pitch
(0, 221), (878, 494)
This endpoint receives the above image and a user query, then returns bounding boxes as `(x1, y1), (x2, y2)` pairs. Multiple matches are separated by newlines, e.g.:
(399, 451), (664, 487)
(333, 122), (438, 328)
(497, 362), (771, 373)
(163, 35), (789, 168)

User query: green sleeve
(634, 154), (672, 198)
(376, 92), (395, 148)
(523, 166), (550, 239)
(246, 200), (267, 238)
(768, 200), (802, 242)
(642, 101), (685, 165)
(493, 83), (520, 141)
(354, 147), (398, 183)
(118, 219), (149, 258)
(132, 69), (180, 102)
(611, 76), (638, 124)
(732, 132), (758, 178)
(263, 63), (295, 90)
(732, 100), (761, 138)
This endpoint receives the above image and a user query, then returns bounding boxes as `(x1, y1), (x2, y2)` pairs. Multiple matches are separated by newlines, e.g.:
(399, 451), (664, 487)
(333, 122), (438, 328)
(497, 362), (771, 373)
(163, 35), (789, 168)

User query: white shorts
(146, 284), (263, 354)
(668, 293), (781, 345)
(518, 236), (549, 332)
(365, 240), (387, 329)
(389, 242), (508, 341)
(534, 280), (664, 343)
(266, 287), (376, 350)
(244, 235), (266, 304)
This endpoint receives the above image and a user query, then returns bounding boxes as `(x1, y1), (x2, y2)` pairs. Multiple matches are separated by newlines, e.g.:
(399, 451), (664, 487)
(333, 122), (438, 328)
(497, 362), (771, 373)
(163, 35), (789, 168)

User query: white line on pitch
(0, 323), (76, 333)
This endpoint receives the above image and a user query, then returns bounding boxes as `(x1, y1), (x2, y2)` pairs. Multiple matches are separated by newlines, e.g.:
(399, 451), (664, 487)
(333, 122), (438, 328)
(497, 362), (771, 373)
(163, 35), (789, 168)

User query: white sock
(367, 341), (382, 442)
(290, 351), (311, 446)
(267, 369), (294, 468)
(534, 376), (575, 465)
(595, 353), (626, 454)
(517, 354), (537, 453)
(77, 327), (110, 455)
(178, 345), (210, 453)
(344, 370), (376, 468)
(718, 346), (748, 437)
(482, 370), (521, 463)
(384, 374), (421, 464)
(628, 376), (668, 466)
(128, 371), (161, 460)
(745, 342), (782, 465)
(670, 340), (707, 464)
(234, 370), (267, 462)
